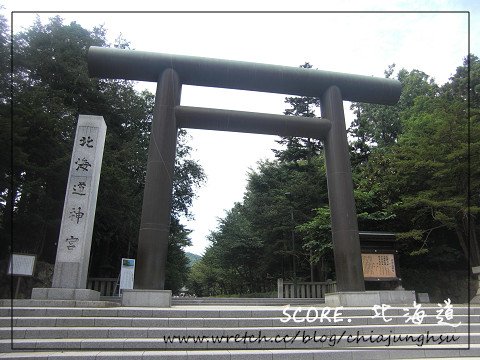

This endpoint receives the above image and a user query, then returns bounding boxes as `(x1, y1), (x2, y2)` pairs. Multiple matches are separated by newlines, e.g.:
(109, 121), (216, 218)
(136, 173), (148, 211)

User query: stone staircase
(97, 296), (328, 306)
(1, 301), (479, 359)
(171, 297), (327, 306)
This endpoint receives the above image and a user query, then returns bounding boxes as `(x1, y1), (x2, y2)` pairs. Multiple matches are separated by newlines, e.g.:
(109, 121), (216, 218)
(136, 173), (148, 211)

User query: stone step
(1, 346), (480, 359)
(2, 305), (478, 358)
(2, 306), (477, 319)
(1, 323), (474, 340)
(0, 300), (120, 308)
(171, 298), (326, 306)
(0, 314), (472, 328)
(0, 331), (475, 351)
(3, 298), (328, 307)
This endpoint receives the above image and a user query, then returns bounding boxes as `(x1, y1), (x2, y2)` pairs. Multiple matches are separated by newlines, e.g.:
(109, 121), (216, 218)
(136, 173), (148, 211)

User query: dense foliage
(1, 15), (204, 296)
(189, 58), (479, 302)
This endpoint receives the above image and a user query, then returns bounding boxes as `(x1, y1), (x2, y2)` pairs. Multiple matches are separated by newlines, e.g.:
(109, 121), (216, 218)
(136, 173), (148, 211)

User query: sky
(3, 1), (478, 256)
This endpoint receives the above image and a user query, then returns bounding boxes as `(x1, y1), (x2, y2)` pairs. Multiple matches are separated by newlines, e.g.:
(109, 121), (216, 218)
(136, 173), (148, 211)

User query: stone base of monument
(325, 290), (416, 307)
(31, 288), (100, 301)
(121, 289), (172, 307)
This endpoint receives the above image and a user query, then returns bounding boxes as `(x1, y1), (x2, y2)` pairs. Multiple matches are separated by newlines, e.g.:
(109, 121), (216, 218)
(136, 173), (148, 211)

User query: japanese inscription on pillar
(52, 115), (106, 289)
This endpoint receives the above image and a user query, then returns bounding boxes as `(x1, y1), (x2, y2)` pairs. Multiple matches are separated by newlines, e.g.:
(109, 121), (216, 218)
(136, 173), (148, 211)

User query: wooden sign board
(361, 253), (396, 280)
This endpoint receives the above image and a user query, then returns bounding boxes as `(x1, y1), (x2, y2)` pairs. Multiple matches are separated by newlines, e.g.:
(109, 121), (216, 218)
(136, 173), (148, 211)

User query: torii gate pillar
(321, 86), (364, 292)
(134, 69), (181, 291)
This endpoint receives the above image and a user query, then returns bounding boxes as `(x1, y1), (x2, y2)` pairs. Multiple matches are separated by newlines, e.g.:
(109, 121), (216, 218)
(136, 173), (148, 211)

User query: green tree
(189, 57), (477, 299)
(207, 203), (264, 292)
(193, 149), (330, 295)
(189, 63), (332, 294)
(245, 156), (330, 282)
(385, 56), (480, 267)
(349, 66), (438, 166)
(3, 16), (204, 294)
(10, 16), (107, 263)
(0, 12), (12, 259)
(188, 247), (226, 296)
(273, 63), (322, 163)
(296, 205), (334, 281)
(348, 56), (478, 276)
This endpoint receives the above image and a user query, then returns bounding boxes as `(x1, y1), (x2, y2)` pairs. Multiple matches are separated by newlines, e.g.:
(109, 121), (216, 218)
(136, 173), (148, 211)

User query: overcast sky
(3, 1), (477, 256)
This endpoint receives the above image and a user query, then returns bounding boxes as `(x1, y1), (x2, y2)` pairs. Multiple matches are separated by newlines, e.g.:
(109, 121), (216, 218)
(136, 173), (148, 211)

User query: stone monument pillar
(32, 115), (106, 301)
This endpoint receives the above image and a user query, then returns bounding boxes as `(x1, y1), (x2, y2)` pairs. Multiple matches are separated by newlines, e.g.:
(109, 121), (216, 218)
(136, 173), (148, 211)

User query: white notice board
(7, 254), (36, 276)
(119, 258), (135, 290)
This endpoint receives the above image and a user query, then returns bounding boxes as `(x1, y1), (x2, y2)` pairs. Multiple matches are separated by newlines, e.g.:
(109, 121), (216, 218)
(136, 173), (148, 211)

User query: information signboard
(361, 253), (396, 279)
(7, 254), (36, 276)
(119, 258), (135, 291)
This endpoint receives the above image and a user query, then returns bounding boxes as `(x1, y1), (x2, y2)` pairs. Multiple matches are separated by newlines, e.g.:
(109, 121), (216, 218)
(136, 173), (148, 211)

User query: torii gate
(88, 46), (401, 299)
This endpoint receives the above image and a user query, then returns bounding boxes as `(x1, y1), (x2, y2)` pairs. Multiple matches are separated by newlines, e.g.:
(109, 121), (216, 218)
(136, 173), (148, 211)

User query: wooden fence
(88, 277), (337, 299)
(277, 279), (337, 298)
(87, 277), (118, 296)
